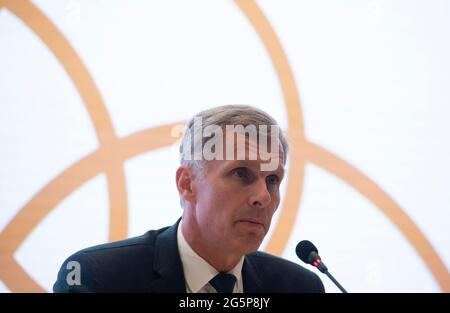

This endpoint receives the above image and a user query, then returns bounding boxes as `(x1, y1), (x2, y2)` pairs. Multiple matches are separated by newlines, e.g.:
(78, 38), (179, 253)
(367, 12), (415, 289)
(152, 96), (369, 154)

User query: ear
(176, 165), (197, 205)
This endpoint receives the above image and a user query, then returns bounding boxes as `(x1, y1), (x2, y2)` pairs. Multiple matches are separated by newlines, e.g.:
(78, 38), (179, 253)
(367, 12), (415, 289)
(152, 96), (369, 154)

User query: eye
(233, 167), (249, 179)
(266, 175), (279, 186)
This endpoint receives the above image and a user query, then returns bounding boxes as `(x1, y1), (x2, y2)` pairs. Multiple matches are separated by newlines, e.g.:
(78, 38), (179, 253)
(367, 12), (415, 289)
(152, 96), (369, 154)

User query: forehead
(216, 158), (286, 176)
(226, 130), (285, 162)
(206, 131), (285, 173)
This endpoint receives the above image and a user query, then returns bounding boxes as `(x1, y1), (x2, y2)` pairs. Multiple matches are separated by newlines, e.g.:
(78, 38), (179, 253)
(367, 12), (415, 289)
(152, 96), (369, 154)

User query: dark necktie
(209, 272), (236, 293)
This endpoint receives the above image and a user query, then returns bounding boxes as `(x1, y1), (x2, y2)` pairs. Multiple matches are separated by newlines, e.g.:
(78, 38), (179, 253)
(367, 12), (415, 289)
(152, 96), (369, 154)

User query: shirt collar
(177, 219), (244, 293)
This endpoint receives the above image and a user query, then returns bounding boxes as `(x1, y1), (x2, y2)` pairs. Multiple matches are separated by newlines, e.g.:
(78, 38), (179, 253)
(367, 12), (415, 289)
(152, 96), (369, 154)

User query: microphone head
(295, 240), (318, 264)
(296, 240), (339, 286)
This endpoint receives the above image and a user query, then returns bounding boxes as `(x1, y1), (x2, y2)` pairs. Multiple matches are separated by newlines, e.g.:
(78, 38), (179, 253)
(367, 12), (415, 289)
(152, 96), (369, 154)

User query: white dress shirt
(177, 219), (244, 293)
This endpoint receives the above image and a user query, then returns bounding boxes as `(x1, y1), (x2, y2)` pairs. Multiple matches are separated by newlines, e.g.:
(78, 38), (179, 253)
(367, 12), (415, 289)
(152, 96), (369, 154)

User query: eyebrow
(228, 160), (285, 178)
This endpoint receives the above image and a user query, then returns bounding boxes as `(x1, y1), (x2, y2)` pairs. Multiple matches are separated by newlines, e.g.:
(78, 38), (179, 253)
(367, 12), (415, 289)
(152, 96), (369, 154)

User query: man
(53, 105), (324, 293)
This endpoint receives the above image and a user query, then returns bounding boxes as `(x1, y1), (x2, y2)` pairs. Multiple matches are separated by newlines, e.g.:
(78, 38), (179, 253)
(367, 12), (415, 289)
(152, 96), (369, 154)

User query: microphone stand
(324, 271), (347, 293)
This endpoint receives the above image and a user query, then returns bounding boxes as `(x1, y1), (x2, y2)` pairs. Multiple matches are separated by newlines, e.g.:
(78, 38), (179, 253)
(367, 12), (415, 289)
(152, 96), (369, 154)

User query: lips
(236, 219), (265, 231)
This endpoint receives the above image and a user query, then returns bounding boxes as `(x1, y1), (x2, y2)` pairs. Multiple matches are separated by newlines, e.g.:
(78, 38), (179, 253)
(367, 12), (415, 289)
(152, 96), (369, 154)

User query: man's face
(189, 134), (285, 256)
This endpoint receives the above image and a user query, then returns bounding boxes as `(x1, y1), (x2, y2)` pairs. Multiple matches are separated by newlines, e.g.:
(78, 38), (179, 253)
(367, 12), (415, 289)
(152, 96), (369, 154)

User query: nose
(248, 178), (272, 209)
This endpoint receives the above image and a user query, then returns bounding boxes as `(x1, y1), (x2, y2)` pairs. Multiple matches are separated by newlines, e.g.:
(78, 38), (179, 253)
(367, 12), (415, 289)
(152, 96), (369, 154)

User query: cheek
(270, 192), (281, 212)
(197, 186), (229, 220)
(205, 182), (237, 204)
(275, 193), (281, 206)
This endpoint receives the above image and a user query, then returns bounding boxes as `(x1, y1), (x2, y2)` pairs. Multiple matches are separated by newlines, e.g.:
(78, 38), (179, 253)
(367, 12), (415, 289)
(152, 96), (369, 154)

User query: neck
(181, 215), (243, 272)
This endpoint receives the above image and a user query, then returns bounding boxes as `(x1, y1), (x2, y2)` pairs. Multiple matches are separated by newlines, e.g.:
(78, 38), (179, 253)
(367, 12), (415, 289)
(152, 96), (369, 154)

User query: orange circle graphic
(0, 0), (448, 292)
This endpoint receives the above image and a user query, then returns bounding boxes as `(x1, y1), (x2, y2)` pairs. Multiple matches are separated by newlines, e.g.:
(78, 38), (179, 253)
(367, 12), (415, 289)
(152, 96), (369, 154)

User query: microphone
(296, 240), (348, 293)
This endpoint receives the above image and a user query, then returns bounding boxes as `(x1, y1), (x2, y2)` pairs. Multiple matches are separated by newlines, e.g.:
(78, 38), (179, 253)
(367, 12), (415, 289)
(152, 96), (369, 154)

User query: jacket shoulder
(247, 251), (325, 293)
(81, 227), (163, 253)
(53, 226), (169, 292)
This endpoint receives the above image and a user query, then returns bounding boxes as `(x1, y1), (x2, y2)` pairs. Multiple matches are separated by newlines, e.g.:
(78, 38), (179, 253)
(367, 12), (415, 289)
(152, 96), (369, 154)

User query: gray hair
(179, 104), (289, 174)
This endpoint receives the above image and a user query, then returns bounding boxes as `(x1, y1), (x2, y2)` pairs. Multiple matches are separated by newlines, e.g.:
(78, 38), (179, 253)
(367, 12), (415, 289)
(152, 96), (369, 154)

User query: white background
(1, 0), (449, 292)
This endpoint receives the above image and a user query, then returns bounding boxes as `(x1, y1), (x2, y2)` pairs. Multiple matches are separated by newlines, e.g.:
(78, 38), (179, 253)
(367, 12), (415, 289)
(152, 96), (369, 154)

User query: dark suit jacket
(53, 220), (325, 293)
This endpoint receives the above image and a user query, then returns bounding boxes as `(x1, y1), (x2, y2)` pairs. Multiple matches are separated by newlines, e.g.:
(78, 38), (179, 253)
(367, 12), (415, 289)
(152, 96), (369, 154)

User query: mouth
(236, 219), (265, 232)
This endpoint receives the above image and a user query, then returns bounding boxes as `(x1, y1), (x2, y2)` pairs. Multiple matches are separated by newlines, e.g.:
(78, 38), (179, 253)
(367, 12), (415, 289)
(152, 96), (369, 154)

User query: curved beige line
(0, 257), (44, 293)
(0, 0), (130, 287)
(2, 0), (116, 143)
(0, 0), (447, 293)
(235, 0), (449, 292)
(234, 0), (306, 256)
(0, 124), (179, 292)
(304, 140), (450, 292)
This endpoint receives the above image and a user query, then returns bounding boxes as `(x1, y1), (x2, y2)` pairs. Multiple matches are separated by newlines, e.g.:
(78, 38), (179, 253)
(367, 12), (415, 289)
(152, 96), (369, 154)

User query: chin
(237, 235), (263, 254)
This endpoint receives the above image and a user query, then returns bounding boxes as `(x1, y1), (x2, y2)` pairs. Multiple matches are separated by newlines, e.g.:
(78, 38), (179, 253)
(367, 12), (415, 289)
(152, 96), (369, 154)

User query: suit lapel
(148, 220), (265, 293)
(149, 219), (186, 292)
(242, 254), (263, 293)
